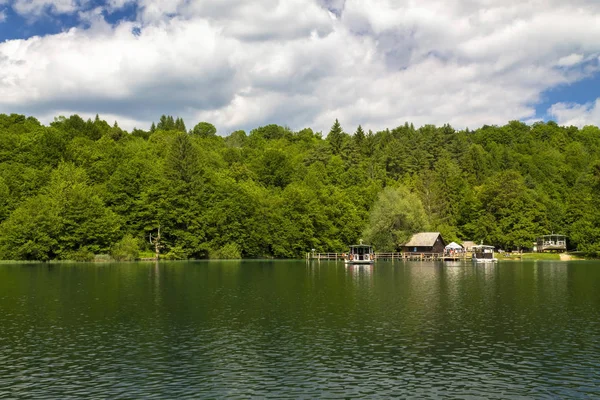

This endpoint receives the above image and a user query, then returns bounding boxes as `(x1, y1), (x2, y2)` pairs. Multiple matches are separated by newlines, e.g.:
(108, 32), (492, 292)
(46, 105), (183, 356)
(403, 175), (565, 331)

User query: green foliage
(327, 119), (348, 155)
(0, 176), (9, 222)
(0, 196), (60, 261)
(45, 163), (121, 257)
(226, 130), (247, 147)
(465, 170), (545, 250)
(62, 247), (95, 262)
(191, 122), (217, 138)
(163, 245), (188, 260)
(209, 242), (242, 259)
(0, 162), (119, 260)
(363, 186), (427, 251)
(1, 112), (600, 259)
(155, 115), (186, 132)
(110, 234), (140, 261)
(250, 124), (288, 140)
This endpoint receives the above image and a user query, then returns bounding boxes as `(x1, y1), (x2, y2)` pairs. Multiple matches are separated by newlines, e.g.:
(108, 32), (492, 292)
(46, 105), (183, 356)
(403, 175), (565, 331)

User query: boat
(472, 245), (498, 263)
(344, 242), (374, 264)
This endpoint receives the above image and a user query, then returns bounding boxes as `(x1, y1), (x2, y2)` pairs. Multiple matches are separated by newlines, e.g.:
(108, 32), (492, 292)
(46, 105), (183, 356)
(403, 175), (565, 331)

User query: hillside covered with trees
(1, 113), (600, 261)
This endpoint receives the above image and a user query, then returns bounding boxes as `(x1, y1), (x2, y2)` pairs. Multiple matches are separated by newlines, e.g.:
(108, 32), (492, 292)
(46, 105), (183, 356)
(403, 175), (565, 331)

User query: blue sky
(0, 1), (138, 41)
(1, 0), (599, 133)
(536, 74), (600, 119)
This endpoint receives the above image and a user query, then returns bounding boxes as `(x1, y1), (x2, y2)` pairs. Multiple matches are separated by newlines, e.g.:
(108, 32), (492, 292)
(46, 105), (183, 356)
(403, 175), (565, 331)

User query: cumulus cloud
(1, 0), (600, 133)
(12, 0), (85, 16)
(556, 54), (584, 67)
(548, 99), (600, 127)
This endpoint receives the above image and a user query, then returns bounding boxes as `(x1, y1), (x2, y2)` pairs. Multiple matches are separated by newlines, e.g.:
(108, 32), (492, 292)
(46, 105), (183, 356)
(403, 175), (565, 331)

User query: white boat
(344, 243), (374, 264)
(472, 245), (498, 263)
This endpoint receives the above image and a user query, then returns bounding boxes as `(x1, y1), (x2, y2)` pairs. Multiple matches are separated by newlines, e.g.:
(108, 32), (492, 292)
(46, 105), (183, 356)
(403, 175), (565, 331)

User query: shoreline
(0, 255), (594, 264)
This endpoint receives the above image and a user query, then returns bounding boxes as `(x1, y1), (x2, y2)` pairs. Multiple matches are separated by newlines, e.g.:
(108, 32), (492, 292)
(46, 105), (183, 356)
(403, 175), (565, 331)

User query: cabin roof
(350, 245), (372, 248)
(404, 232), (443, 247)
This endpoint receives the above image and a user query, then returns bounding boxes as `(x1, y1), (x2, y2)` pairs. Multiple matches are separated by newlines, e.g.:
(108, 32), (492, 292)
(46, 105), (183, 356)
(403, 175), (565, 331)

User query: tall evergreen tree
(354, 125), (365, 147)
(175, 117), (187, 132)
(327, 119), (346, 155)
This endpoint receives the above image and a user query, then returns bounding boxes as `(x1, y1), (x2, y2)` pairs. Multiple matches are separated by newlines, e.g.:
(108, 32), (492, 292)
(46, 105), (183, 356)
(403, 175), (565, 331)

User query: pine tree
(157, 115), (168, 130)
(354, 125), (365, 146)
(327, 119), (346, 155)
(175, 117), (187, 133)
(167, 116), (175, 130)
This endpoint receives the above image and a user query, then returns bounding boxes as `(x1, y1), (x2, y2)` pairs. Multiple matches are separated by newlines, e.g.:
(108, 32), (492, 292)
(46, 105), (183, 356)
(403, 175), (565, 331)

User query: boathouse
(535, 234), (567, 253)
(402, 232), (446, 253)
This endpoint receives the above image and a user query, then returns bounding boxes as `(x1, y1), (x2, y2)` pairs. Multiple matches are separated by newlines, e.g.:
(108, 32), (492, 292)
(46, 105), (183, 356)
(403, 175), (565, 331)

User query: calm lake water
(0, 260), (599, 398)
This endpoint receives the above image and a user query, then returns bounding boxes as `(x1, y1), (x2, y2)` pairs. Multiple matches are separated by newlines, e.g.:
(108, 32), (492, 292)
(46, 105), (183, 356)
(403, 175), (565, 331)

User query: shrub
(163, 245), (188, 260)
(94, 254), (112, 263)
(110, 234), (140, 261)
(63, 247), (95, 262)
(209, 242), (242, 259)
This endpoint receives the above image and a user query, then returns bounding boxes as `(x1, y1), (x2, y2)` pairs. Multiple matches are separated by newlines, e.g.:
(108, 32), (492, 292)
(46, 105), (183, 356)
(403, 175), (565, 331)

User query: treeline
(1, 113), (600, 261)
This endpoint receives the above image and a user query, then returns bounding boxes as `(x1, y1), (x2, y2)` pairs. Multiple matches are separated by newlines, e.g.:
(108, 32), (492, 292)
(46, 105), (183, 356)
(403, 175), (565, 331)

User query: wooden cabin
(536, 235), (567, 253)
(402, 232), (446, 254)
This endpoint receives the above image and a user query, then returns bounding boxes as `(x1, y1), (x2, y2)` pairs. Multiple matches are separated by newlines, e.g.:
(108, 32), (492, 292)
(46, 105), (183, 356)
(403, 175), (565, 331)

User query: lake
(0, 260), (598, 398)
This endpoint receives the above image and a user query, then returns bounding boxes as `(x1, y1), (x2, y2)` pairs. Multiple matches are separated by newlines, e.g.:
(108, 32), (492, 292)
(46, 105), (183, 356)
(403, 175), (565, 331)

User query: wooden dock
(306, 252), (471, 261)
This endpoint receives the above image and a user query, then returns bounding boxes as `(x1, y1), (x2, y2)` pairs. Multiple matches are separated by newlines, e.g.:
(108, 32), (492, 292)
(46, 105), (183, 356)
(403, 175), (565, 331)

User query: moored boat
(472, 245), (498, 263)
(344, 242), (375, 264)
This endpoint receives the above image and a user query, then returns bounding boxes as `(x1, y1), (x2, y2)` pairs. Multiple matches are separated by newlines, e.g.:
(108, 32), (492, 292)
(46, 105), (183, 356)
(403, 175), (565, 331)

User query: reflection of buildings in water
(444, 262), (462, 303)
(475, 263), (497, 280)
(534, 261), (568, 299)
(405, 262), (443, 311)
(307, 259), (327, 279)
(345, 264), (374, 285)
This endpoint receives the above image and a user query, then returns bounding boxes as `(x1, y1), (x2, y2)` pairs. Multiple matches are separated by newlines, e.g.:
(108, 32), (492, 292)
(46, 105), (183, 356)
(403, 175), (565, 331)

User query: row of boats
(343, 244), (498, 264)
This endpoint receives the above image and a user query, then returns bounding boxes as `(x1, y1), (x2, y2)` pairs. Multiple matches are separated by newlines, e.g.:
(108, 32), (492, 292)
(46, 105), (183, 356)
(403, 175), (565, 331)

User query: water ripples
(0, 261), (599, 398)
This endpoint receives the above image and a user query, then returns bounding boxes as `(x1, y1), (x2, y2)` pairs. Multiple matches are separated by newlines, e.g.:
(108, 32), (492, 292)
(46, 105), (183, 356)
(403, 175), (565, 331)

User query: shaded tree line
(1, 113), (600, 260)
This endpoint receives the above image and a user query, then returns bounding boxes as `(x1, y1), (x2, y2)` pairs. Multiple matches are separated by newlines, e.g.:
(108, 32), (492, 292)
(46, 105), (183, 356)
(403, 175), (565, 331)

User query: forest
(1, 113), (600, 261)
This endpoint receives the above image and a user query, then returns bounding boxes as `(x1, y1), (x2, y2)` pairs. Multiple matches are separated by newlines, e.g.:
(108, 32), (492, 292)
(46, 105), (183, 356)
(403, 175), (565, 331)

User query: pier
(306, 252), (471, 261)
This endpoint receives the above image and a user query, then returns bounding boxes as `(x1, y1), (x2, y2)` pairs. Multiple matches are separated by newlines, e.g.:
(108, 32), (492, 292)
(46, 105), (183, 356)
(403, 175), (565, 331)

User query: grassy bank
(519, 253), (561, 260)
(498, 252), (589, 261)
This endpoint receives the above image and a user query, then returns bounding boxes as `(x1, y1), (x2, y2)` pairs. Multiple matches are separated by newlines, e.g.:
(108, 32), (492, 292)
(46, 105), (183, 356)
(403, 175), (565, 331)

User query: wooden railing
(306, 252), (461, 261)
(306, 253), (344, 260)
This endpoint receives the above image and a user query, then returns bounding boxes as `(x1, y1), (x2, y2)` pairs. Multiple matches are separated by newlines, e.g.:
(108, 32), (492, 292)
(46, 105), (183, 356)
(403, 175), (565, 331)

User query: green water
(0, 260), (599, 398)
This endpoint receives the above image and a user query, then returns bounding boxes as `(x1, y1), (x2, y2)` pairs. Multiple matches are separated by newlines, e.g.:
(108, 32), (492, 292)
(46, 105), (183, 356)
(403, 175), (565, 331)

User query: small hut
(402, 232), (446, 254)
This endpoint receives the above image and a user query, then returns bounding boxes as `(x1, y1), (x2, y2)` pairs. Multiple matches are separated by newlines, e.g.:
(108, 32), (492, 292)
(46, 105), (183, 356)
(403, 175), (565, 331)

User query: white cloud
(556, 53), (584, 67)
(33, 109), (147, 131)
(0, 10), (5, 22)
(1, 0), (600, 133)
(548, 99), (600, 127)
(105, 0), (132, 11)
(12, 0), (85, 16)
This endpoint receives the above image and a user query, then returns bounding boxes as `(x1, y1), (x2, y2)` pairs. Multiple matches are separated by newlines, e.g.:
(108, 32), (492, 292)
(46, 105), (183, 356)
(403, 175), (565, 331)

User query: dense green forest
(1, 113), (600, 261)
